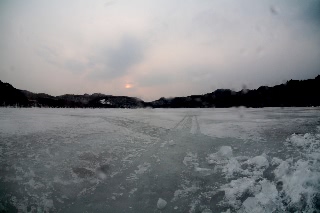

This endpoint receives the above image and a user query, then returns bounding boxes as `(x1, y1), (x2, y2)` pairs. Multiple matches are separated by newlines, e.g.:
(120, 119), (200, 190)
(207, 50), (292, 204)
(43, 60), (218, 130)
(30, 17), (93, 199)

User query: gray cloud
(89, 36), (144, 79)
(137, 72), (172, 87)
(65, 60), (86, 73)
(107, 36), (143, 74)
(0, 0), (320, 100)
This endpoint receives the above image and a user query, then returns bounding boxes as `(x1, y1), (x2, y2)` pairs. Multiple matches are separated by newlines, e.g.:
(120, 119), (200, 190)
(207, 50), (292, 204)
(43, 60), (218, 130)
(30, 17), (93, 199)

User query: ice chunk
(274, 160), (289, 179)
(126, 163), (151, 181)
(253, 180), (278, 212)
(282, 160), (316, 204)
(222, 158), (242, 178)
(271, 157), (283, 166)
(223, 174), (279, 211)
(160, 141), (167, 147)
(201, 208), (212, 213)
(157, 198), (167, 210)
(173, 184), (199, 201)
(135, 163), (151, 175)
(242, 197), (264, 213)
(246, 155), (269, 169)
(273, 133), (320, 211)
(194, 167), (213, 176)
(129, 188), (137, 195)
(207, 146), (233, 164)
(286, 133), (315, 148)
(183, 152), (198, 167)
(168, 140), (176, 146)
(220, 177), (258, 208)
(218, 146), (233, 158)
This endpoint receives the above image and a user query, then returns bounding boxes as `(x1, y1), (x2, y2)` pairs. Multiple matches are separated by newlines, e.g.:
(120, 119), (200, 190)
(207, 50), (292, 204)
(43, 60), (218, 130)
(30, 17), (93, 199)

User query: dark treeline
(1, 75), (320, 108)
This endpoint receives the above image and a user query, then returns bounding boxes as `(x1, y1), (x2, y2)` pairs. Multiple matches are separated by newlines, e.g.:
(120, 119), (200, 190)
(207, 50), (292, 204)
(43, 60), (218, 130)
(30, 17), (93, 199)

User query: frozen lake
(0, 108), (319, 212)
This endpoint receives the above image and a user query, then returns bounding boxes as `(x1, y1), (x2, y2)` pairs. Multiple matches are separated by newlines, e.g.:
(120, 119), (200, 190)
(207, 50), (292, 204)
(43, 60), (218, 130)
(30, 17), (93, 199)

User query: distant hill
(19, 90), (145, 108)
(0, 81), (144, 108)
(1, 75), (320, 108)
(0, 80), (29, 107)
(150, 75), (320, 108)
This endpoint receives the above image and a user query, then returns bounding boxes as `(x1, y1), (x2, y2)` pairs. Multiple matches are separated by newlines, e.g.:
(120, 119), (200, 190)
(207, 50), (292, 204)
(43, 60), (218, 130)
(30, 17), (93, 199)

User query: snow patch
(99, 99), (112, 105)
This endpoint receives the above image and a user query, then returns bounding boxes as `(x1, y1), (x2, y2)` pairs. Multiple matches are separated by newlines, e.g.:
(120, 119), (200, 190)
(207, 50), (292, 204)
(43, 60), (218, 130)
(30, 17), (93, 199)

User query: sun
(125, 83), (133, 89)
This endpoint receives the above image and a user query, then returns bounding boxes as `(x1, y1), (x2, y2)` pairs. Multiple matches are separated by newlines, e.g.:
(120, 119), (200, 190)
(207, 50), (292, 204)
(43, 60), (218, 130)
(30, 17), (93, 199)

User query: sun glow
(125, 84), (133, 89)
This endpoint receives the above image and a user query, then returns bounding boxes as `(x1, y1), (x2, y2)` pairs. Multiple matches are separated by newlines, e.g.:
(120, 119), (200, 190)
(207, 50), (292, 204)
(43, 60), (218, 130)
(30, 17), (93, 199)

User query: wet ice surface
(0, 108), (319, 212)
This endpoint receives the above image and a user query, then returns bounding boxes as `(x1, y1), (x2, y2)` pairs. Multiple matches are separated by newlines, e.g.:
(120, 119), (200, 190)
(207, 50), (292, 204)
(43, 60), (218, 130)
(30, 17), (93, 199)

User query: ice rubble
(216, 129), (320, 212)
(206, 145), (269, 179)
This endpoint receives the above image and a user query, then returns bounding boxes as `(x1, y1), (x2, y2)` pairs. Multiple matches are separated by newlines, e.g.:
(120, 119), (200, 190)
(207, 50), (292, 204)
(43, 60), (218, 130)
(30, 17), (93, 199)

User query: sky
(0, 0), (320, 101)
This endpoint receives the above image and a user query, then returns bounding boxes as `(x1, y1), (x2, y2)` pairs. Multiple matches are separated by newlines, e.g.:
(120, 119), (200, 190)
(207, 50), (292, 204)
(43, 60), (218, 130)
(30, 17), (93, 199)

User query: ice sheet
(0, 107), (319, 212)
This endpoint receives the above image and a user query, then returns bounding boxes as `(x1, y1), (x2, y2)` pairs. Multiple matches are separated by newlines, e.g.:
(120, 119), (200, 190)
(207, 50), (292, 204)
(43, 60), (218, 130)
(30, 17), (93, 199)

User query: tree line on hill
(1, 75), (319, 108)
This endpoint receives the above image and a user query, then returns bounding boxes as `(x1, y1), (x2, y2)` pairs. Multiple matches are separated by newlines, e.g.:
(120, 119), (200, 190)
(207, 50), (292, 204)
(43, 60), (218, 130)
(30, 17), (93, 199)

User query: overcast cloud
(0, 0), (320, 101)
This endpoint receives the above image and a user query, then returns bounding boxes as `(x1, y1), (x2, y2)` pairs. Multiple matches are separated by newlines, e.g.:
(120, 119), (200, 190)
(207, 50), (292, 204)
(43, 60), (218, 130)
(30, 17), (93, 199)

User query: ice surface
(0, 107), (319, 212)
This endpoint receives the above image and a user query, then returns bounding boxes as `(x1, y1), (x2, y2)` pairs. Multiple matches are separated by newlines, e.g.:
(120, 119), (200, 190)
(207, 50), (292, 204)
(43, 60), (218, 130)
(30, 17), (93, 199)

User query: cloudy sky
(1, 0), (320, 101)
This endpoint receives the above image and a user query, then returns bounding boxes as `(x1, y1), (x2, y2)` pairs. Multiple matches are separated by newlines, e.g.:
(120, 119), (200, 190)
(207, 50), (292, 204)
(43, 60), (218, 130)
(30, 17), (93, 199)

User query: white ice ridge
(218, 128), (320, 212)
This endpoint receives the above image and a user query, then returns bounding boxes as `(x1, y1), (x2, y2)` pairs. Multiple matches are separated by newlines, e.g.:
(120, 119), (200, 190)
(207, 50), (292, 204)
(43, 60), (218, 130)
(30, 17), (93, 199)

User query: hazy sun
(125, 84), (133, 89)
